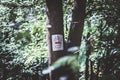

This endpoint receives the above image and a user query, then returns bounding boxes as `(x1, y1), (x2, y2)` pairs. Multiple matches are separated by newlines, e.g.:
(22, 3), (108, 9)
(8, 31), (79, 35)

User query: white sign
(52, 34), (64, 51)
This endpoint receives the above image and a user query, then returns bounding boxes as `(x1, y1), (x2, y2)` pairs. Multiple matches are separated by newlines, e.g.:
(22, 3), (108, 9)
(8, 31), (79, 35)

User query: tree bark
(90, 61), (93, 80)
(46, 0), (66, 80)
(67, 0), (86, 48)
(46, 0), (65, 64)
(85, 33), (92, 80)
(46, 0), (87, 80)
(85, 57), (89, 80)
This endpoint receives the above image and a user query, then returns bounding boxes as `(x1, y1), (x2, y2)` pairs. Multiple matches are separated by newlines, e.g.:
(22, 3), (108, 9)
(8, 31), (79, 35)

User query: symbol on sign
(55, 41), (61, 48)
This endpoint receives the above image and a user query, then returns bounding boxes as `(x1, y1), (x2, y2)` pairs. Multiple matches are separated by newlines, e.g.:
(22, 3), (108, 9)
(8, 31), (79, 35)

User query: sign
(52, 34), (64, 51)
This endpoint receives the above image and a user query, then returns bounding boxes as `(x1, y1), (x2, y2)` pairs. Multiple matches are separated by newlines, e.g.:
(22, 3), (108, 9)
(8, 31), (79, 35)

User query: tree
(46, 0), (86, 80)
(67, 0), (86, 49)
(46, 0), (65, 80)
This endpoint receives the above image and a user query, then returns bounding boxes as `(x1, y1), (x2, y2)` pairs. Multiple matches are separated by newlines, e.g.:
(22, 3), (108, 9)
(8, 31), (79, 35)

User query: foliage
(0, 0), (120, 80)
(81, 0), (120, 79)
(0, 0), (48, 80)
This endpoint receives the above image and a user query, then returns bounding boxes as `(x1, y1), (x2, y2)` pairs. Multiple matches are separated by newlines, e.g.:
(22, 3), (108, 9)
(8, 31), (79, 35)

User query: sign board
(52, 34), (64, 51)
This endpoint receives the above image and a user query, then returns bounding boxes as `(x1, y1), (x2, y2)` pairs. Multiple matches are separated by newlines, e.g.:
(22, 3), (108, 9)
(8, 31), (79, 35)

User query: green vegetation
(0, 0), (120, 80)
(0, 1), (48, 80)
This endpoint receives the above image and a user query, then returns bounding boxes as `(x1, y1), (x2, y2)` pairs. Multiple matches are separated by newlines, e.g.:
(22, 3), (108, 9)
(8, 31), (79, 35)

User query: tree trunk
(85, 57), (89, 80)
(46, 0), (87, 80)
(67, 0), (86, 49)
(46, 0), (66, 80)
(85, 34), (92, 80)
(90, 61), (93, 80)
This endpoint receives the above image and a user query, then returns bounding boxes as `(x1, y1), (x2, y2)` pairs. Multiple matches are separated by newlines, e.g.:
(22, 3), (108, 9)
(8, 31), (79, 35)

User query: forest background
(0, 0), (120, 80)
